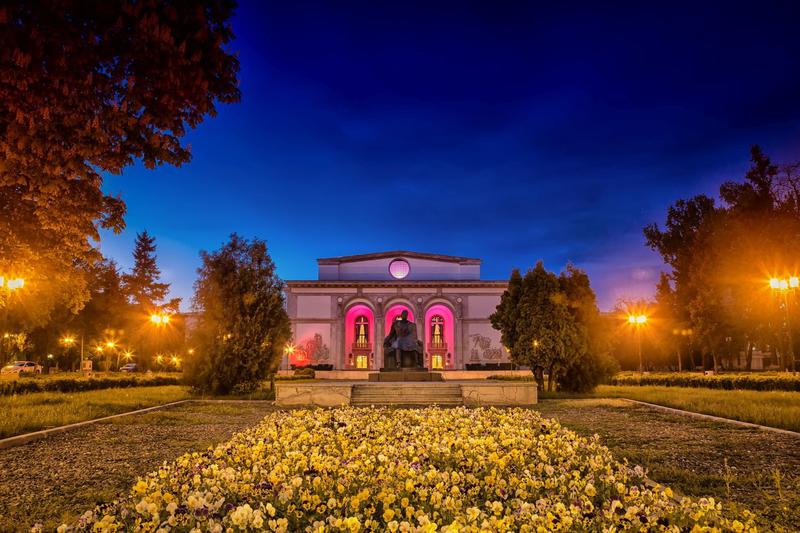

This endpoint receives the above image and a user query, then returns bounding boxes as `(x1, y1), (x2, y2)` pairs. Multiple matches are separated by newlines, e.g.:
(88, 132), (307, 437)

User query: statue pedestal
(369, 369), (444, 382)
(382, 349), (424, 370)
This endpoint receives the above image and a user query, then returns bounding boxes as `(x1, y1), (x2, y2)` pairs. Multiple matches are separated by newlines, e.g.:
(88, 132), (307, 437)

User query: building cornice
(286, 280), (507, 289)
(317, 250), (481, 265)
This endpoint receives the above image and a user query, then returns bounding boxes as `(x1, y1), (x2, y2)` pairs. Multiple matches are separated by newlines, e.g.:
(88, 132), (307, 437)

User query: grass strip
(594, 384), (800, 432)
(0, 385), (191, 438)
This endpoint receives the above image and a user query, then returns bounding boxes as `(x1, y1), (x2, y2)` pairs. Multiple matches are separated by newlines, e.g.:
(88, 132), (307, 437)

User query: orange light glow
(150, 313), (171, 325)
(627, 314), (648, 325)
(1, 277), (25, 290)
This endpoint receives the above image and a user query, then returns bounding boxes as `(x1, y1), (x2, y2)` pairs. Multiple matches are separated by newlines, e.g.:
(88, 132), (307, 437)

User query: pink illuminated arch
(424, 303), (455, 368)
(384, 303), (415, 336)
(345, 304), (375, 358)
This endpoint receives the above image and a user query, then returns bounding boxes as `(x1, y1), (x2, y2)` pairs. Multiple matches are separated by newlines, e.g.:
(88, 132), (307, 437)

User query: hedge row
(0, 374), (182, 396)
(610, 371), (800, 392)
(486, 375), (535, 382)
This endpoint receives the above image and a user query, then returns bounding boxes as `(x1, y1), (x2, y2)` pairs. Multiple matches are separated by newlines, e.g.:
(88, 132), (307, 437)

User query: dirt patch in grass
(537, 399), (800, 531)
(0, 401), (275, 532)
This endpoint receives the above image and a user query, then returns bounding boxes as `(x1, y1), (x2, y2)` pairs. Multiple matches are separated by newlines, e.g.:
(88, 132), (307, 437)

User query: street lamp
(769, 276), (797, 373)
(148, 312), (173, 372)
(60, 336), (77, 370)
(150, 313), (171, 326)
(1, 276), (26, 362)
(0, 277), (25, 290)
(627, 313), (648, 372)
(671, 328), (693, 372)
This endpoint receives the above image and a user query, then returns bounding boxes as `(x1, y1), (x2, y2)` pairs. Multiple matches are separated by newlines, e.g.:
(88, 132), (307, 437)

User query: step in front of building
(350, 384), (463, 406)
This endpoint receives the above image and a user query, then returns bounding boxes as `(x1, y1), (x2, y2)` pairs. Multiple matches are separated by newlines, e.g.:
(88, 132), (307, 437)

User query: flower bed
(62, 407), (755, 532)
(611, 371), (800, 392)
(0, 373), (181, 396)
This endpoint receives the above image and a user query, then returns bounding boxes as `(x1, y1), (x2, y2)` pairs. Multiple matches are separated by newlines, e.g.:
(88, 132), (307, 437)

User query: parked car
(1, 361), (43, 374)
(119, 363), (138, 372)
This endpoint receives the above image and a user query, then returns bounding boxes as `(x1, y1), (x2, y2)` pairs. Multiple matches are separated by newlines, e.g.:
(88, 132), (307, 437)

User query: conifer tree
(122, 231), (170, 309)
(186, 234), (291, 394)
(492, 262), (591, 391)
(490, 268), (522, 356)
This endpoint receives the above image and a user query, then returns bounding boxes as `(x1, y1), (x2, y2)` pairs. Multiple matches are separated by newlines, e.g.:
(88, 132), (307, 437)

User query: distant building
(283, 251), (511, 371)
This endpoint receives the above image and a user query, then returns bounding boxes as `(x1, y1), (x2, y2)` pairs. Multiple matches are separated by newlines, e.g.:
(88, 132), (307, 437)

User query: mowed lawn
(0, 385), (191, 438)
(593, 384), (800, 432)
(537, 399), (800, 531)
(0, 402), (277, 531)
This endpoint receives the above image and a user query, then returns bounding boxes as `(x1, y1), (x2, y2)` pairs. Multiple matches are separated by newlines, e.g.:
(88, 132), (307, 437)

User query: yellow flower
(60, 407), (757, 532)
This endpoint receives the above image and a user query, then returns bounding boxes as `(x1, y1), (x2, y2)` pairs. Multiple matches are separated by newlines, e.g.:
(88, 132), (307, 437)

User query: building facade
(283, 251), (510, 371)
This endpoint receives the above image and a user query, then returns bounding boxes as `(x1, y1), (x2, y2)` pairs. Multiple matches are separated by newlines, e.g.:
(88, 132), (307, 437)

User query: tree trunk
(546, 364), (555, 392)
(712, 352), (720, 373)
(533, 365), (545, 390)
(745, 341), (754, 371)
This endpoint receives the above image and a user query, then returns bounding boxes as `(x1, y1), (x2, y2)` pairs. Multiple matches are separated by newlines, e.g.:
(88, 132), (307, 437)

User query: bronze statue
(383, 310), (424, 368)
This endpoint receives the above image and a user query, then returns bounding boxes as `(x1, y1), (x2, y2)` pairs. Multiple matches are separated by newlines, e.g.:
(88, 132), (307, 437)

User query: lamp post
(1, 276), (25, 363)
(60, 336), (76, 370)
(627, 313), (648, 372)
(149, 312), (172, 371)
(769, 276), (798, 373)
(671, 328), (693, 372)
(105, 340), (118, 371)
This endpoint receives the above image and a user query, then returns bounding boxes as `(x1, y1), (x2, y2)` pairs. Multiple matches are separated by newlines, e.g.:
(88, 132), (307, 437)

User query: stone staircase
(350, 383), (463, 406)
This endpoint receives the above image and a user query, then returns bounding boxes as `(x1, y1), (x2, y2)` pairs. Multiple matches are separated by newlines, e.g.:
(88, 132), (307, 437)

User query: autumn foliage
(0, 1), (240, 326)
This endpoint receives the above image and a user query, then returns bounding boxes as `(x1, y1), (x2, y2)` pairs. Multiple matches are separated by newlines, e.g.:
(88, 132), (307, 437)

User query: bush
(559, 352), (620, 393)
(486, 374), (535, 382)
(610, 371), (800, 391)
(0, 374), (181, 396)
(465, 363), (514, 370)
(293, 367), (315, 378)
(290, 363), (332, 371)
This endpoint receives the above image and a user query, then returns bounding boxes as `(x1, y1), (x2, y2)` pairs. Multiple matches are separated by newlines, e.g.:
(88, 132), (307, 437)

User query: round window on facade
(388, 258), (410, 279)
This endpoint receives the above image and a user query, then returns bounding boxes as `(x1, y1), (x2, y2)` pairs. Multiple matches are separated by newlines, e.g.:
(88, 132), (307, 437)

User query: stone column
(333, 298), (344, 370)
(415, 300), (425, 360)
(455, 297), (465, 369)
(375, 314), (383, 369)
(454, 317), (464, 369)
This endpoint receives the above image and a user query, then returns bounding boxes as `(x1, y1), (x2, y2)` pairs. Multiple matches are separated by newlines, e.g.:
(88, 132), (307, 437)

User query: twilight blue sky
(100, 1), (800, 310)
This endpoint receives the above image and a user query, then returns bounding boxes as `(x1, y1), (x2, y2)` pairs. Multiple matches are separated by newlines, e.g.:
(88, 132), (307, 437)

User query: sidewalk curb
(0, 399), (275, 450)
(622, 398), (800, 437)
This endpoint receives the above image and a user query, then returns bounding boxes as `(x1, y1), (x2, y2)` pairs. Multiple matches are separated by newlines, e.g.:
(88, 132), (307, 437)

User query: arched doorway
(424, 303), (455, 369)
(344, 303), (374, 369)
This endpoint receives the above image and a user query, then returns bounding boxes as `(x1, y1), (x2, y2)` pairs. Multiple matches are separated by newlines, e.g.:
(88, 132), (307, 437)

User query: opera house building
(282, 251), (512, 373)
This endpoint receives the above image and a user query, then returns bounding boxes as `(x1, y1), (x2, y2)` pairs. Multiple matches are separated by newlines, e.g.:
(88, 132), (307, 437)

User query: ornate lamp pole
(1, 276), (25, 362)
(627, 313), (648, 372)
(769, 276), (798, 373)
